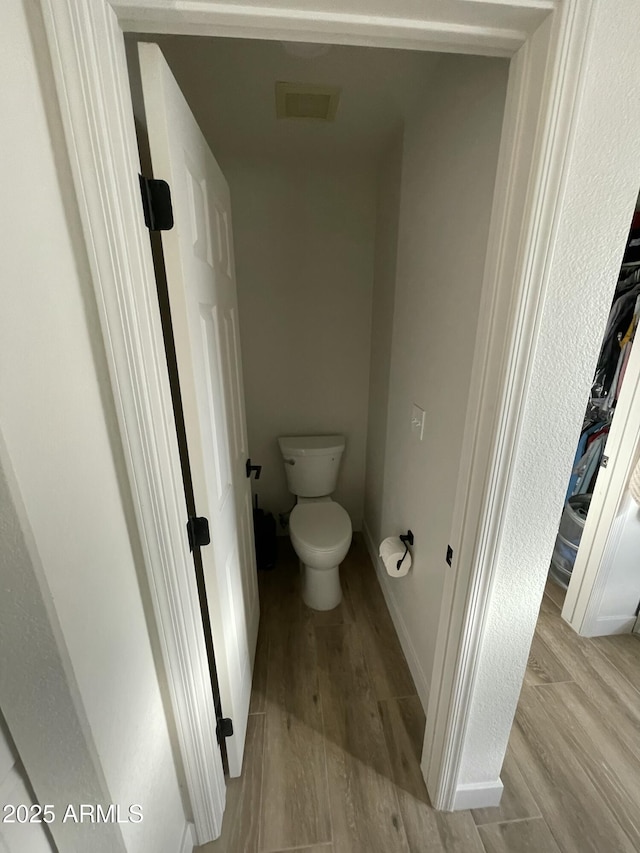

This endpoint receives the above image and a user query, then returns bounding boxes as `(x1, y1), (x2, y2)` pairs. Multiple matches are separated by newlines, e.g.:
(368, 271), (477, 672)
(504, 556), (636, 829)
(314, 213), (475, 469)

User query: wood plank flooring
(198, 542), (640, 853)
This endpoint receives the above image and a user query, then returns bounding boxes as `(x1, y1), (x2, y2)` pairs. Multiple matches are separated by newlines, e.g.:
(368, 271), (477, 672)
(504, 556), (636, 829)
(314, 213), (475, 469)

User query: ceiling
(127, 35), (441, 168)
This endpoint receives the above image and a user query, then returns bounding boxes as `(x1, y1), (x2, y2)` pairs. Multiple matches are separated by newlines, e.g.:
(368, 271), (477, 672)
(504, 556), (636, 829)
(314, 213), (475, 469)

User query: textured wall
(227, 157), (376, 528)
(0, 435), (126, 853)
(458, 0), (640, 786)
(0, 710), (55, 853)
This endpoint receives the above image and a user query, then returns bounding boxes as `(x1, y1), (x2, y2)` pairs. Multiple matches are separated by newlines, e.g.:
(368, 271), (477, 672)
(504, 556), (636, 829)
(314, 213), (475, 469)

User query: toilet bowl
(289, 499), (352, 610)
(278, 435), (352, 611)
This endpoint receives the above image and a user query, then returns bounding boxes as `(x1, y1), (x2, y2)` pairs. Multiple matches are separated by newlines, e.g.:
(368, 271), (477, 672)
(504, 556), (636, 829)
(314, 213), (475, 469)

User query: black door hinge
(139, 174), (174, 231)
(186, 516), (210, 552)
(216, 717), (233, 744)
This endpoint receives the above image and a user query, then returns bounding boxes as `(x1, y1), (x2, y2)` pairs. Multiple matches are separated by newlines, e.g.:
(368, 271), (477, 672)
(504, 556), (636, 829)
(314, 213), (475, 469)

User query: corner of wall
(180, 822), (197, 853)
(361, 521), (430, 710)
(362, 128), (405, 545)
(450, 779), (504, 811)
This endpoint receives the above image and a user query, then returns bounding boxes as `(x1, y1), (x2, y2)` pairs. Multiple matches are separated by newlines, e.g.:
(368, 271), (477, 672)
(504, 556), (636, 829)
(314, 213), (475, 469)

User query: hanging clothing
(606, 292), (640, 410)
(572, 434), (606, 497)
(566, 269), (637, 497)
(593, 281), (640, 400)
(586, 424), (610, 449)
(555, 229), (639, 582)
(619, 315), (637, 349)
(617, 338), (633, 392)
(603, 344), (626, 414)
(565, 421), (608, 501)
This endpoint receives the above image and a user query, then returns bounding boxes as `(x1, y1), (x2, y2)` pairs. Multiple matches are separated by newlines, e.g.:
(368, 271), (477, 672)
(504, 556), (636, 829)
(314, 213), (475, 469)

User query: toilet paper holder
(397, 530), (414, 570)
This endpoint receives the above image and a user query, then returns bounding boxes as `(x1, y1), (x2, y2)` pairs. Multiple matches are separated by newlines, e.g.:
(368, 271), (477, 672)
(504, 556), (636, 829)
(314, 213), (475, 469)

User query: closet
(550, 207), (640, 590)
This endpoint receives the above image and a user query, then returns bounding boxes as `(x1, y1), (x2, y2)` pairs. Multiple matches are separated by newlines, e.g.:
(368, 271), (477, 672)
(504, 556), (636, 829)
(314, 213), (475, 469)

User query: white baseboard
(361, 522), (430, 710)
(452, 779), (504, 811)
(180, 822), (197, 853)
(583, 615), (637, 637)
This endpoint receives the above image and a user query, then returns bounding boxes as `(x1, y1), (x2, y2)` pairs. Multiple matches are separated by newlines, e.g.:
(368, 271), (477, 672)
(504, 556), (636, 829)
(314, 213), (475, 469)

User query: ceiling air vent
(275, 82), (340, 121)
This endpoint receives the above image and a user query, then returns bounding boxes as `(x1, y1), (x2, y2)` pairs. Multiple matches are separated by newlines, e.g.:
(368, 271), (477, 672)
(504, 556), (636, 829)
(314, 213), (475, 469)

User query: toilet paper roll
(379, 536), (412, 578)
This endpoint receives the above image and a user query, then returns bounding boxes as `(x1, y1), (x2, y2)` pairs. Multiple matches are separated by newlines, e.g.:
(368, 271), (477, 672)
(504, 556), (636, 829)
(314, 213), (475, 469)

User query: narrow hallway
(199, 542), (640, 853)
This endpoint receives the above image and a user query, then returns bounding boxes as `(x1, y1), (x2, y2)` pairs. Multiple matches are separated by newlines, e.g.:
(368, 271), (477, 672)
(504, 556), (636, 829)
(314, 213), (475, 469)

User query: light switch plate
(411, 404), (425, 441)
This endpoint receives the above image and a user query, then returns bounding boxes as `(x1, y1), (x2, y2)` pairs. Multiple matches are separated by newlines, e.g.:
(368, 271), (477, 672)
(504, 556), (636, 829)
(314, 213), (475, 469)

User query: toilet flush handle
(283, 458), (296, 466)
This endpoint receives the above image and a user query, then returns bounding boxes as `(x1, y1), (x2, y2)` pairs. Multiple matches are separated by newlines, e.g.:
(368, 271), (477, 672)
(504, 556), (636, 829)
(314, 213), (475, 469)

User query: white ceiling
(128, 35), (441, 168)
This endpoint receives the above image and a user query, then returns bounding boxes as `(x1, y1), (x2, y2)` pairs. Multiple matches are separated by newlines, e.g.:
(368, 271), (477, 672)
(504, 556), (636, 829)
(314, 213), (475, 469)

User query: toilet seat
(289, 501), (352, 554)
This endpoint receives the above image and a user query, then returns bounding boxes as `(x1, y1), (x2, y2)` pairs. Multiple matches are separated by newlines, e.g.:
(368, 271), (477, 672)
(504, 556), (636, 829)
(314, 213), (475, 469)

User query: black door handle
(246, 458), (262, 480)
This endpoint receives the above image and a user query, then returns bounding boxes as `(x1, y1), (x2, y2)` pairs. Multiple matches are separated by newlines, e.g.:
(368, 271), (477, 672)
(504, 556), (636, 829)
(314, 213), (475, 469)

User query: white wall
(0, 713), (54, 853)
(226, 157), (376, 527)
(1, 4), (187, 851)
(363, 54), (509, 698)
(459, 0), (640, 787)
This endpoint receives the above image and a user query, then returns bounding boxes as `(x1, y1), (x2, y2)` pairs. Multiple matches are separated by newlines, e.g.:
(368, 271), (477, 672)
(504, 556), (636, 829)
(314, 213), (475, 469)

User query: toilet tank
(278, 435), (345, 497)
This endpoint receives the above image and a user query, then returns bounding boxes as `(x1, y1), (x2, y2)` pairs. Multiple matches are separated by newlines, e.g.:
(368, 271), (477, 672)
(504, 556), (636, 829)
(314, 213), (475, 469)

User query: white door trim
(423, 0), (598, 807)
(38, 0), (600, 820)
(110, 0), (552, 56)
(40, 0), (225, 843)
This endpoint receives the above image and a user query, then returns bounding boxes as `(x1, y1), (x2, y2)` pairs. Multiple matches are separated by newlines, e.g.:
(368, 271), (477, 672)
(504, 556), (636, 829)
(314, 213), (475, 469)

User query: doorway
(551, 202), (640, 637)
(39, 0), (640, 843)
(125, 31), (509, 846)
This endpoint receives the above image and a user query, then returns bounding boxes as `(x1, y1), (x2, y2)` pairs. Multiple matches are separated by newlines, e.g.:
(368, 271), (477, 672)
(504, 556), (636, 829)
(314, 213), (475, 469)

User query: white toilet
(278, 435), (352, 611)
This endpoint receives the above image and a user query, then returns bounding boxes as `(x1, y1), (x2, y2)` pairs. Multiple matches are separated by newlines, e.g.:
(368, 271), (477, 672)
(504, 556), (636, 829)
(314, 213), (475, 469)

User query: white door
(139, 42), (259, 776)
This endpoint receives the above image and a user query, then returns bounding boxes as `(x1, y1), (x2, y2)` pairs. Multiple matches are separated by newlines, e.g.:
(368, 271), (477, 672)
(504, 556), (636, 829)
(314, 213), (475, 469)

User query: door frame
(39, 0), (612, 829)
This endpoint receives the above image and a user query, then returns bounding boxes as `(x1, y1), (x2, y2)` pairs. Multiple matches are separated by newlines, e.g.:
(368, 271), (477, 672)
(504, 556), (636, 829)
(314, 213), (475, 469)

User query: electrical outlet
(411, 404), (425, 440)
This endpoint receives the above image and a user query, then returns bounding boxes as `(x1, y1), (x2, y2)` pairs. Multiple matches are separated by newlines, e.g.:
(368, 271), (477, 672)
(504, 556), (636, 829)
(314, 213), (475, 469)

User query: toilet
(278, 435), (352, 611)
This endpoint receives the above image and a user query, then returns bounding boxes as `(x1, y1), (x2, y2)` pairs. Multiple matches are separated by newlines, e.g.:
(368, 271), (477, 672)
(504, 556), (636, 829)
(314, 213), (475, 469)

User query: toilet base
(301, 563), (342, 611)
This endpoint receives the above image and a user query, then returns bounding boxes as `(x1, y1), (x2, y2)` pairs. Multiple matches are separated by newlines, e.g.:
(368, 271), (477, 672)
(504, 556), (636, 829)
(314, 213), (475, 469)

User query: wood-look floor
(198, 536), (640, 853)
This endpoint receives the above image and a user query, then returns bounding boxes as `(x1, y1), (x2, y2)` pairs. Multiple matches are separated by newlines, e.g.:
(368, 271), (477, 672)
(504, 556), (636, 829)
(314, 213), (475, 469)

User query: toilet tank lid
(278, 435), (345, 457)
